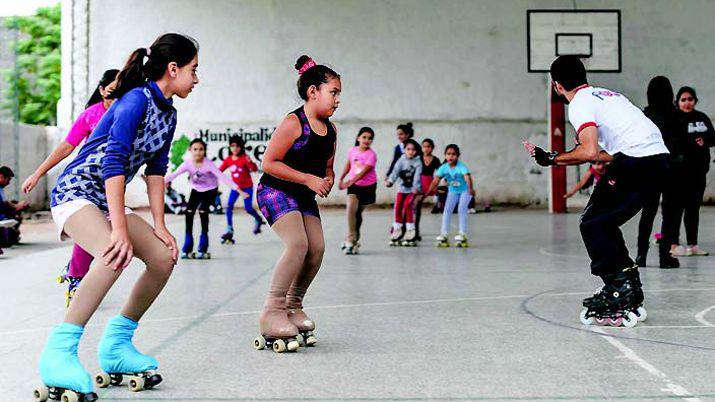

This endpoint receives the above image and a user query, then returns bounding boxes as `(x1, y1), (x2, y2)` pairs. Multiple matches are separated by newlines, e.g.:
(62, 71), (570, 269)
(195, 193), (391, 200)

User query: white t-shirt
(568, 85), (669, 157)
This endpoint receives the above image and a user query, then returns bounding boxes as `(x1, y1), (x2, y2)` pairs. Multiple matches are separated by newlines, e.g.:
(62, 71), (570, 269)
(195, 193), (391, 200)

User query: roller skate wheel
(95, 372), (111, 388)
(635, 306), (647, 322)
(61, 390), (79, 402)
(305, 335), (318, 346)
(253, 335), (266, 350)
(55, 275), (64, 284)
(622, 311), (638, 328)
(579, 309), (595, 325)
(33, 386), (49, 402)
(272, 339), (287, 353)
(287, 339), (300, 352)
(295, 333), (305, 345)
(129, 376), (145, 392)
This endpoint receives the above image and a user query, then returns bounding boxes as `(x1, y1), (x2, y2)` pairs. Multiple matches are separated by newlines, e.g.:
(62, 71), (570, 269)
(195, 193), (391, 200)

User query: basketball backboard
(527, 10), (621, 73)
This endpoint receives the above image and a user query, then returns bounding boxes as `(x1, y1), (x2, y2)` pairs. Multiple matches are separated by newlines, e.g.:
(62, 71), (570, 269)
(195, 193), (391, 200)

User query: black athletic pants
(580, 153), (669, 276)
(186, 188), (218, 236)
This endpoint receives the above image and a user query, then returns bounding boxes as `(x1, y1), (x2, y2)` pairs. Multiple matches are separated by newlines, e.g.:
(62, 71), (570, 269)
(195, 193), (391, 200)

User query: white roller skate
(389, 229), (403, 246)
(400, 229), (418, 247)
(435, 235), (450, 247)
(342, 241), (358, 255)
(454, 233), (469, 248)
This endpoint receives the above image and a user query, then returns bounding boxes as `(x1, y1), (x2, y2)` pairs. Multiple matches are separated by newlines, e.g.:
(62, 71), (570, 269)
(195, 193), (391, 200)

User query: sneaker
(686, 245), (709, 256)
(670, 245), (688, 257)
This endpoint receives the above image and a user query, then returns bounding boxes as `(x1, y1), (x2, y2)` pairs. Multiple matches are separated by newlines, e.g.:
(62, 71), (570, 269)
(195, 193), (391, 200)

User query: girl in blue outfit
(254, 55), (339, 352)
(35, 33), (198, 401)
(428, 144), (475, 247)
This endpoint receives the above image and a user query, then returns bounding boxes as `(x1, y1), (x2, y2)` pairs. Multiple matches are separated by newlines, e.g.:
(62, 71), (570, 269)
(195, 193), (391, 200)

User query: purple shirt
(165, 158), (238, 192)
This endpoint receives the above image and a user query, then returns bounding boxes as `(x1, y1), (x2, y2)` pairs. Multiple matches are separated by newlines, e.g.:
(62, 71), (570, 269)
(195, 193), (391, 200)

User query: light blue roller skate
(94, 315), (162, 392)
(35, 322), (97, 402)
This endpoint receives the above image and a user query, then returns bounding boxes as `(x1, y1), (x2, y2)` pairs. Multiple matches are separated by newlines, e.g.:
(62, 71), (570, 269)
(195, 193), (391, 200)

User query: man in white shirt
(523, 56), (670, 327)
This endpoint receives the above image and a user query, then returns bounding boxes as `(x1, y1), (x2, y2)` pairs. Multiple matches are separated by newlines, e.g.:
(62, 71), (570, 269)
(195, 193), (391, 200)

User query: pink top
(65, 102), (108, 146)
(347, 146), (377, 186)
(165, 158), (238, 192)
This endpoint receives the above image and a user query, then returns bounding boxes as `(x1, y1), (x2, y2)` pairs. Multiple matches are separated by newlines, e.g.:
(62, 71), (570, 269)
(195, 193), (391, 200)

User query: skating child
(35, 33), (198, 400)
(218, 135), (264, 244)
(385, 122), (414, 180)
(165, 138), (240, 259)
(415, 138), (441, 240)
(564, 161), (606, 199)
(385, 139), (422, 246)
(428, 144), (475, 247)
(524, 56), (669, 328)
(338, 127), (378, 254)
(255, 55), (339, 352)
(22, 69), (119, 307)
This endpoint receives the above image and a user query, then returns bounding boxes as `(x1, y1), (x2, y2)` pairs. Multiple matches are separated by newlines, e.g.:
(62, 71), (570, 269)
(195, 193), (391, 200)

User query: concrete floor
(1, 207), (714, 401)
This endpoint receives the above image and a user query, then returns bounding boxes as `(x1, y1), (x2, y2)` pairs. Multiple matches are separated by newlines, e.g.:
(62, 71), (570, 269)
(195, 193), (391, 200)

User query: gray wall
(59, 0), (715, 206)
(0, 123), (54, 208)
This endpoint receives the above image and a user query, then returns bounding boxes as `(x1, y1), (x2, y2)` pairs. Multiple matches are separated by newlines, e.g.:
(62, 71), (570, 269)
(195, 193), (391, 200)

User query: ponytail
(84, 68), (119, 109)
(109, 48), (149, 99)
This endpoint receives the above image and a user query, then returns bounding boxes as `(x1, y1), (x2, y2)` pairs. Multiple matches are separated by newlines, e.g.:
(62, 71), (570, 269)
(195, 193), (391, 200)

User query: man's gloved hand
(533, 146), (558, 166)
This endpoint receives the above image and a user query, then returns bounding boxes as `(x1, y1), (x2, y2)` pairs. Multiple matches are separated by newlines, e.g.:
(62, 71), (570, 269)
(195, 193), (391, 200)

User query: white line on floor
(592, 327), (702, 401)
(694, 305), (715, 327)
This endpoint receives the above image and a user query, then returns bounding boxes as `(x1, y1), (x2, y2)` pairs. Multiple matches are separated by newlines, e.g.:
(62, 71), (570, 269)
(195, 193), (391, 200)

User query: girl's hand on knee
(154, 226), (178, 262)
(103, 229), (134, 270)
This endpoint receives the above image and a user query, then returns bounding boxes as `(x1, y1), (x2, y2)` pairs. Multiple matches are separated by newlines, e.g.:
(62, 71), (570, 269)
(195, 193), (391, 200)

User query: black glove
(533, 146), (558, 166)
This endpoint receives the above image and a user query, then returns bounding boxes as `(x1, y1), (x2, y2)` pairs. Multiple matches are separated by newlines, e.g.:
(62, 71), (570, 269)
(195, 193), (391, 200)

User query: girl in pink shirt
(21, 68), (118, 307)
(165, 138), (241, 259)
(338, 127), (377, 254)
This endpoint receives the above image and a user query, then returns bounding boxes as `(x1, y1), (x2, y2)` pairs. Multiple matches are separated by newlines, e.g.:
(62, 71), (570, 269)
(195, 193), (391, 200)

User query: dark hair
(190, 138), (206, 150)
(229, 135), (245, 155)
(404, 139), (422, 156)
(550, 56), (588, 91)
(294, 55), (340, 101)
(110, 33), (199, 99)
(422, 138), (435, 148)
(445, 143), (461, 157)
(397, 122), (414, 139)
(0, 166), (14, 178)
(85, 69), (119, 109)
(354, 126), (375, 146)
(676, 86), (698, 105)
(646, 76), (674, 110)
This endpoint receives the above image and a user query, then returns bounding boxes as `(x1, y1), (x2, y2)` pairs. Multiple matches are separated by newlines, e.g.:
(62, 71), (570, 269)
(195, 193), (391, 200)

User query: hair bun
(295, 55), (312, 71)
(406, 122), (413, 128)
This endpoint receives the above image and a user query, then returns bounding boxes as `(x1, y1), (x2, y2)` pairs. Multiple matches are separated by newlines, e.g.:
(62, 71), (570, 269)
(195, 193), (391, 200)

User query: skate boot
(352, 241), (361, 255)
(220, 226), (235, 245)
(195, 233), (211, 259)
(435, 234), (450, 247)
(181, 233), (194, 259)
(401, 229), (417, 246)
(254, 297), (300, 353)
(95, 315), (162, 392)
(342, 241), (356, 255)
(389, 228), (403, 247)
(287, 294), (317, 347)
(252, 219), (265, 235)
(579, 269), (643, 327)
(454, 233), (469, 248)
(35, 323), (98, 402)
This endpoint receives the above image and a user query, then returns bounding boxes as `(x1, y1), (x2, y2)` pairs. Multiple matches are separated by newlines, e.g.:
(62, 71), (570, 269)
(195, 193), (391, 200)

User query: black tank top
(422, 155), (441, 176)
(260, 106), (337, 196)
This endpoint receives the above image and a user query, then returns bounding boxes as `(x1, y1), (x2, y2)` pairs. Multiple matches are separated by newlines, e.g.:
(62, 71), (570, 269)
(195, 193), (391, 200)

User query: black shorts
(347, 183), (377, 205)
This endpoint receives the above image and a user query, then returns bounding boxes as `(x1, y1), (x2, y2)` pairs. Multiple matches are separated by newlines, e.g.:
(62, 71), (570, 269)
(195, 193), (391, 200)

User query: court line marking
(592, 327), (702, 402)
(2, 287), (714, 338)
(537, 247), (585, 259)
(694, 305), (715, 327)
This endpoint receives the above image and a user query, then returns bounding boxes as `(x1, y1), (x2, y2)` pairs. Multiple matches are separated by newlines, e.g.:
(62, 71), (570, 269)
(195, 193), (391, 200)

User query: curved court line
(521, 289), (715, 352)
(537, 247), (586, 259)
(694, 305), (715, 327)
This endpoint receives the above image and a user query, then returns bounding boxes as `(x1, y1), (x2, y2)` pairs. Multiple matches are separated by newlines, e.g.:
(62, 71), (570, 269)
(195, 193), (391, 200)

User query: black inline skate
(580, 266), (646, 327)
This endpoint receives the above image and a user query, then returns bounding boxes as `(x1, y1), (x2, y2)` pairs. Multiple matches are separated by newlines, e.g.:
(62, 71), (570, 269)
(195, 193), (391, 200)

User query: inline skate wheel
(579, 309), (595, 325)
(33, 386), (49, 402)
(622, 311), (638, 328)
(272, 339), (287, 353)
(287, 339), (300, 351)
(254, 335), (266, 350)
(305, 335), (318, 346)
(95, 372), (111, 388)
(129, 376), (145, 392)
(61, 391), (79, 402)
(635, 306), (647, 322)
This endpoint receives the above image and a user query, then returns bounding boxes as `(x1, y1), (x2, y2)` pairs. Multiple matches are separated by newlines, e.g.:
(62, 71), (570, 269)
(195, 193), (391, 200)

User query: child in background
(22, 68), (119, 307)
(219, 135), (264, 244)
(429, 144), (475, 247)
(415, 138), (441, 240)
(165, 138), (241, 259)
(564, 161), (606, 199)
(385, 139), (422, 246)
(385, 122), (414, 180)
(338, 127), (378, 254)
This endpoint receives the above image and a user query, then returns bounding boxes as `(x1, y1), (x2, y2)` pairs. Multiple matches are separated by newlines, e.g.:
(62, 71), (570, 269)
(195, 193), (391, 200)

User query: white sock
(406, 223), (415, 230)
(393, 222), (403, 230)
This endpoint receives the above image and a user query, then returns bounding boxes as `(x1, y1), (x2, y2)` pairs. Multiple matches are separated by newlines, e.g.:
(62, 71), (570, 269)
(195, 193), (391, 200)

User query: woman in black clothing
(669, 86), (715, 257)
(636, 76), (682, 268)
(415, 138), (442, 240)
